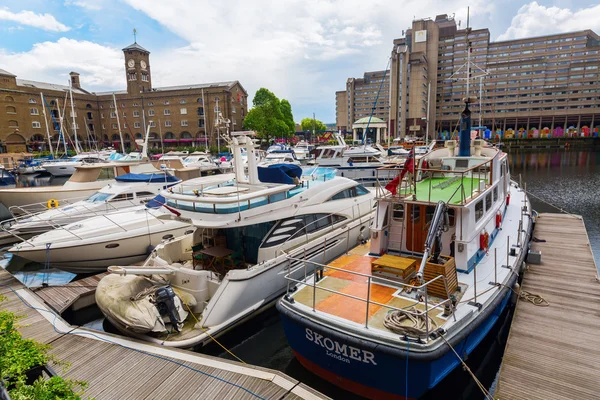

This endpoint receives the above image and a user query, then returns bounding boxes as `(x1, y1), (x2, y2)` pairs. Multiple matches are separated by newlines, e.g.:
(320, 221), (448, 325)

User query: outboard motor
(153, 286), (183, 333)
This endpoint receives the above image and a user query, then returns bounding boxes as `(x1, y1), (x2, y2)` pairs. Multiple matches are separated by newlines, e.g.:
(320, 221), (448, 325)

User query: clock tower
(122, 41), (152, 95)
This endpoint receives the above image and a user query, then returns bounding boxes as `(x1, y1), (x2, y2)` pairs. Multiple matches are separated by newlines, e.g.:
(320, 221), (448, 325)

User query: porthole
(105, 243), (119, 249)
(184, 230), (194, 235)
(162, 234), (174, 240)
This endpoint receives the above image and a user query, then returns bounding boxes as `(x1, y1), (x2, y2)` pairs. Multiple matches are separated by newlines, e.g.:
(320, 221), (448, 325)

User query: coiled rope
(383, 306), (438, 337)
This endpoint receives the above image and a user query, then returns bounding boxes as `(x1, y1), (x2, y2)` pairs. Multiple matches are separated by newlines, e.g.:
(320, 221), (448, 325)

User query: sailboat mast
(56, 98), (68, 155)
(112, 94), (126, 154)
(69, 84), (80, 153)
(201, 88), (207, 149)
(40, 92), (54, 156)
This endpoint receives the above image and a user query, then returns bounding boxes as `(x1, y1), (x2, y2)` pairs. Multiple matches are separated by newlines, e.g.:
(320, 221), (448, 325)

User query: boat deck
(404, 176), (485, 204)
(291, 245), (449, 334)
(496, 213), (600, 400)
(0, 268), (327, 400)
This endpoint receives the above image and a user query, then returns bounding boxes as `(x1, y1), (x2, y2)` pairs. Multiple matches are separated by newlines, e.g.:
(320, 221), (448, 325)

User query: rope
(526, 190), (576, 216)
(405, 339), (410, 400)
(0, 283), (265, 400)
(518, 290), (549, 306)
(440, 335), (494, 400)
(383, 306), (438, 338)
(182, 301), (247, 365)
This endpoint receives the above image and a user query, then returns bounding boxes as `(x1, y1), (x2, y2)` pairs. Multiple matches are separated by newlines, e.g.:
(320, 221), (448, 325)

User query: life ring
(495, 212), (502, 228)
(479, 230), (489, 251)
(47, 198), (59, 209)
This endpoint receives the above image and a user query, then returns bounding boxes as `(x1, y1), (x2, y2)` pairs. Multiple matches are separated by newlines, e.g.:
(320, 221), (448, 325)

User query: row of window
(474, 186), (500, 222)
(261, 213), (347, 248)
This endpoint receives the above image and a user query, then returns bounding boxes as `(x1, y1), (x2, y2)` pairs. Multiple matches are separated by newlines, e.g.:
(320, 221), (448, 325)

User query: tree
(243, 88), (294, 142)
(300, 117), (327, 132)
(280, 99), (295, 135)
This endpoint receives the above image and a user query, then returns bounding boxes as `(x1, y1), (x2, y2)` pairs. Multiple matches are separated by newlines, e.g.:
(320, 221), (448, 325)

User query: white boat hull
(13, 225), (193, 273)
(0, 187), (104, 215)
(43, 164), (79, 177)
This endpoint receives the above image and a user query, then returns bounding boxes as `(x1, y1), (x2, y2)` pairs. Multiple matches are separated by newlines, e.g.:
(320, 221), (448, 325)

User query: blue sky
(1, 0), (599, 123)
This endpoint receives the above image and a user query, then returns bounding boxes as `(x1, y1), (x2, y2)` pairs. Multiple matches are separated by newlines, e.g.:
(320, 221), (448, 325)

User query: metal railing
(374, 157), (494, 206)
(283, 255), (455, 342)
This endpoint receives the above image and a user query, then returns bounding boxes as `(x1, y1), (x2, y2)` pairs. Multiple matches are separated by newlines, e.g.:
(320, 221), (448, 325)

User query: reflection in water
(0, 252), (75, 287)
(509, 149), (600, 267)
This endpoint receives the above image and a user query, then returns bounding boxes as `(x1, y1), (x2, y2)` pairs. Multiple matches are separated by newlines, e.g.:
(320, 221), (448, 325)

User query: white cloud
(64, 0), (104, 11)
(498, 2), (600, 41)
(122, 0), (496, 119)
(0, 8), (70, 32)
(0, 38), (123, 89)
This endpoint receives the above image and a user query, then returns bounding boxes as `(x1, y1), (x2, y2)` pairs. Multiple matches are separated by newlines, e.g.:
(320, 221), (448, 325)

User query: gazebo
(352, 117), (387, 144)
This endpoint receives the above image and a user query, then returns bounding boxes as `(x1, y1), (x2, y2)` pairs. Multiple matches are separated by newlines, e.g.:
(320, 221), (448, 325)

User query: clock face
(140, 60), (147, 69)
(127, 59), (135, 68)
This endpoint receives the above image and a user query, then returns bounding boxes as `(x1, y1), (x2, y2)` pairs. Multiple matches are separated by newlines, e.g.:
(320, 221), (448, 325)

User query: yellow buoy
(47, 198), (59, 209)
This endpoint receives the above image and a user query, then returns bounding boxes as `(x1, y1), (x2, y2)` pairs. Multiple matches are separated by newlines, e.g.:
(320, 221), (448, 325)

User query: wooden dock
(34, 272), (109, 314)
(0, 268), (328, 399)
(496, 213), (600, 400)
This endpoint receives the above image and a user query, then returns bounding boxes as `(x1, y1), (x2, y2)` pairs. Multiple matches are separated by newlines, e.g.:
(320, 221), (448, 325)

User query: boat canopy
(258, 164), (302, 185)
(146, 194), (166, 208)
(115, 173), (180, 183)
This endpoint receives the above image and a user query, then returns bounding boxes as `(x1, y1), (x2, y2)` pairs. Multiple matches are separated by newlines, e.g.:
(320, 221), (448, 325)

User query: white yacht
(308, 133), (384, 183)
(0, 162), (160, 215)
(94, 135), (375, 347)
(1, 171), (180, 244)
(292, 141), (314, 162)
(42, 153), (108, 177)
(258, 150), (301, 167)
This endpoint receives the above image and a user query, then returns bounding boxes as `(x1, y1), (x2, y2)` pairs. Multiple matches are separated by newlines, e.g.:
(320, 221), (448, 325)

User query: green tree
(280, 99), (295, 134)
(300, 117), (327, 132)
(243, 88), (293, 142)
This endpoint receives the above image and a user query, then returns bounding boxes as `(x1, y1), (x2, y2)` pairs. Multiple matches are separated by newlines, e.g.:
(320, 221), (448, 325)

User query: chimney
(69, 71), (81, 88)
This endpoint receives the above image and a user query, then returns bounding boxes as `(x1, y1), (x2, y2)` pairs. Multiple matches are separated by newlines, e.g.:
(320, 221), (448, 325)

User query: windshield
(86, 192), (112, 203)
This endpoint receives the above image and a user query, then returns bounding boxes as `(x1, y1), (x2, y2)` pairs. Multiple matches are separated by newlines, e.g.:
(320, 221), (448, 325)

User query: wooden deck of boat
(0, 268), (327, 400)
(496, 213), (600, 400)
(34, 272), (109, 314)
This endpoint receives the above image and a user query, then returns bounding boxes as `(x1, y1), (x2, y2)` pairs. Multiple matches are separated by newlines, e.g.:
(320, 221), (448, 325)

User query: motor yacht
(292, 141), (314, 162)
(94, 135), (375, 347)
(258, 150), (301, 167)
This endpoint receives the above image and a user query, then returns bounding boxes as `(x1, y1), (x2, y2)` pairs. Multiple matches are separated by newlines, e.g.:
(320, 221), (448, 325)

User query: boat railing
(8, 196), (89, 217)
(283, 255), (454, 342)
(374, 157), (493, 205)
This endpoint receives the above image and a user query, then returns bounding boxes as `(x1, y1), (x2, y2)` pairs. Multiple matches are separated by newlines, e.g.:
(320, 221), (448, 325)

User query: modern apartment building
(389, 14), (600, 138)
(336, 70), (390, 134)
(0, 41), (247, 152)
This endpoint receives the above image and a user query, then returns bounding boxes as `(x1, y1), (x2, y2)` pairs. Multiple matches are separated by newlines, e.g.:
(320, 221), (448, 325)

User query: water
(2, 149), (599, 399)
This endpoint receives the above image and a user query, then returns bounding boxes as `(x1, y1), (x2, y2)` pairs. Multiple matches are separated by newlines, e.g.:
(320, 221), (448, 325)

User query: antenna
(133, 28), (137, 43)
(466, 7), (470, 30)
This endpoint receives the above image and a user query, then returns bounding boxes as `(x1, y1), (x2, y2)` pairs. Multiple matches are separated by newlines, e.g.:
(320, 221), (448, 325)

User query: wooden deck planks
(496, 213), (600, 400)
(0, 271), (328, 400)
(34, 272), (109, 313)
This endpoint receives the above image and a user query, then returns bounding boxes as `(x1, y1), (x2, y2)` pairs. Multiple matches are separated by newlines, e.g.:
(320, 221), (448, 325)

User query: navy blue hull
(278, 290), (511, 399)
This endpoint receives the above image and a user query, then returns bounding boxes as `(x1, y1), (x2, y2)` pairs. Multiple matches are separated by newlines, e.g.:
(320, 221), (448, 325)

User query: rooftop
(0, 68), (16, 77)
(122, 42), (150, 53)
(16, 79), (89, 95)
(95, 80), (242, 96)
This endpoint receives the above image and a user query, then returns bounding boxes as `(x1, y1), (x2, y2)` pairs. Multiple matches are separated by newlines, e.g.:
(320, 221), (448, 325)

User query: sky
(1, 1), (599, 123)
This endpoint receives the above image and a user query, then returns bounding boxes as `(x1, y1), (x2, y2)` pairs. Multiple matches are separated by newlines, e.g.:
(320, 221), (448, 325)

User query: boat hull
(12, 226), (192, 273)
(278, 289), (513, 400)
(0, 187), (102, 214)
(43, 164), (78, 177)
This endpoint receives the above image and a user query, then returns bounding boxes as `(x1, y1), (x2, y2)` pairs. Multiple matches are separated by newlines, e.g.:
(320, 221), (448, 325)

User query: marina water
(2, 148), (599, 399)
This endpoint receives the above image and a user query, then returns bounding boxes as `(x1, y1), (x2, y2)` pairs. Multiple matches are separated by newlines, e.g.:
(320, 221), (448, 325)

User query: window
(475, 200), (484, 221)
(493, 186), (498, 202)
(181, 120), (188, 127)
(180, 99), (186, 104)
(134, 122), (141, 128)
(133, 102), (139, 107)
(112, 193), (134, 201)
(232, 106), (236, 114)
(328, 185), (369, 201)
(261, 214), (347, 248)
(28, 98), (36, 104)
(447, 208), (455, 226)
(180, 108), (187, 114)
(111, 123), (117, 129)
(141, 73), (148, 82)
(123, 123), (128, 128)
(164, 109), (171, 115)
(122, 112), (126, 117)
(392, 204), (404, 221)
(30, 108), (39, 115)
(32, 121), (41, 128)
(485, 193), (492, 211)
(149, 121), (156, 127)
(164, 100), (169, 105)
(133, 111), (140, 117)
(110, 112), (116, 118)
(136, 191), (156, 198)
(197, 107), (204, 116)
(198, 119), (205, 128)
(148, 102), (154, 106)
(148, 109), (155, 116)
(101, 113), (105, 118)
(128, 73), (136, 81)
(165, 121), (172, 127)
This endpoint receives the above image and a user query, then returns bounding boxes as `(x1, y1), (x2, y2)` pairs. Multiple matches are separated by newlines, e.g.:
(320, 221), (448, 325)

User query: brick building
(0, 41), (247, 152)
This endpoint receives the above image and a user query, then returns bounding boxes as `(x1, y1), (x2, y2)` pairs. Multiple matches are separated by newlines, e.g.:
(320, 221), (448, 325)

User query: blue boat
(277, 103), (533, 399)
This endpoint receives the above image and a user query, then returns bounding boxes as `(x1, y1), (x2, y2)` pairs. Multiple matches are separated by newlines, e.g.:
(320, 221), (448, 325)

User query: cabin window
(447, 208), (456, 226)
(261, 214), (347, 249)
(224, 222), (276, 264)
(493, 186), (498, 202)
(485, 193), (492, 211)
(98, 168), (115, 180)
(392, 203), (404, 221)
(475, 200), (484, 221)
(410, 205), (420, 222)
(328, 185), (369, 201)
(425, 206), (436, 225)
(112, 193), (134, 201)
(136, 191), (156, 198)
(86, 192), (112, 203)
(500, 163), (505, 176)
